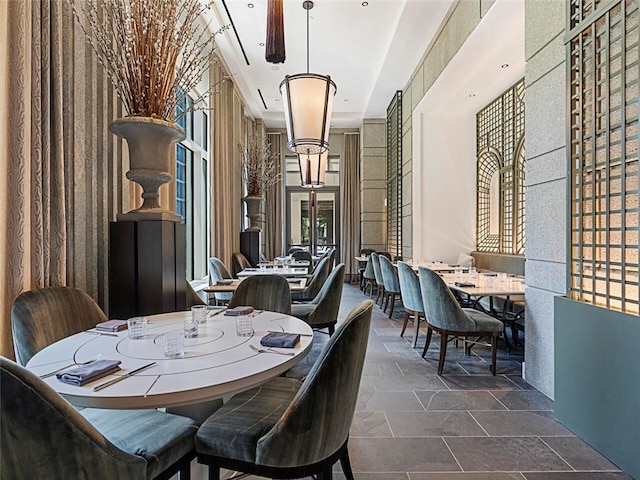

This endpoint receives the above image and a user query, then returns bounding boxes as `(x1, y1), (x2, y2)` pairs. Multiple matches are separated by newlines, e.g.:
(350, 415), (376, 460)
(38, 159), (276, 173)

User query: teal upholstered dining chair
(231, 252), (252, 278)
(359, 249), (376, 290)
(291, 263), (345, 336)
(291, 249), (313, 264)
(397, 261), (425, 347)
(228, 275), (292, 315)
(418, 267), (503, 375)
(362, 256), (376, 297)
(195, 299), (373, 480)
(370, 252), (386, 308)
(209, 256), (233, 304)
(186, 281), (206, 308)
(379, 254), (401, 318)
(291, 255), (332, 302)
(1, 356), (197, 480)
(11, 286), (108, 366)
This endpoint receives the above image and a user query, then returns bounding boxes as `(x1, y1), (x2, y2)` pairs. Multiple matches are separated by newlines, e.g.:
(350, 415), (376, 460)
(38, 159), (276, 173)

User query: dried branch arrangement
(240, 134), (282, 197)
(72, 0), (230, 122)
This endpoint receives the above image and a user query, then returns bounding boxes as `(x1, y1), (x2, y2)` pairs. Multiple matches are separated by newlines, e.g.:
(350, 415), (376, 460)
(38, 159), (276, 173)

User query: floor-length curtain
(0, 0), (124, 359)
(210, 56), (244, 269)
(341, 133), (361, 282)
(264, 133), (282, 259)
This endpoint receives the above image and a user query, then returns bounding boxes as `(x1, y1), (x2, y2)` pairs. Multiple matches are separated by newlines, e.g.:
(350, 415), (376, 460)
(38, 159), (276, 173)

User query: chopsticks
(208, 307), (227, 317)
(267, 330), (313, 337)
(92, 362), (156, 392)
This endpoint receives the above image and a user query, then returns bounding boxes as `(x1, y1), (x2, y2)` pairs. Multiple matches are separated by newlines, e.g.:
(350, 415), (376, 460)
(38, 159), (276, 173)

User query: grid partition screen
(568, 0), (639, 314)
(476, 80), (526, 254)
(386, 91), (402, 259)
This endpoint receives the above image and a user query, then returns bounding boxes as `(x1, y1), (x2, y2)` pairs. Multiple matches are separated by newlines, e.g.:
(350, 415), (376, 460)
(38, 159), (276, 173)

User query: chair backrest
(11, 286), (108, 366)
(370, 252), (384, 286)
(306, 264), (345, 328)
(231, 252), (252, 278)
(377, 251), (392, 260)
(186, 281), (206, 308)
(379, 255), (400, 293)
(0, 356), (146, 478)
(287, 246), (305, 255)
(301, 255), (332, 300)
(397, 262), (424, 313)
(360, 248), (375, 256)
(363, 256), (375, 280)
(418, 267), (474, 331)
(292, 250), (312, 263)
(256, 300), (372, 467)
(228, 275), (292, 315)
(208, 257), (233, 301)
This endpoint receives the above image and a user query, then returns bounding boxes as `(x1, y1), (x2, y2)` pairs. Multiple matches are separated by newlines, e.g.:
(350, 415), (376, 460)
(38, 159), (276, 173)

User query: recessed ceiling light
(469, 93), (476, 97)
(362, 1), (368, 6)
(247, 3), (254, 8)
(344, 98), (349, 102)
(501, 63), (509, 68)
(259, 42), (265, 47)
(275, 98), (280, 102)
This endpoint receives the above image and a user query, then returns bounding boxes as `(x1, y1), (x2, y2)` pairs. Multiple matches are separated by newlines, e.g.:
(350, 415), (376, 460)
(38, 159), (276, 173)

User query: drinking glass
(127, 317), (147, 339)
(236, 317), (253, 337)
(163, 330), (185, 358)
(191, 305), (207, 325)
(184, 316), (199, 338)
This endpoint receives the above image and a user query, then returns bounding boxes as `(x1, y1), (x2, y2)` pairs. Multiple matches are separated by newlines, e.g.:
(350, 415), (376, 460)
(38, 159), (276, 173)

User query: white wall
(413, 112), (476, 264)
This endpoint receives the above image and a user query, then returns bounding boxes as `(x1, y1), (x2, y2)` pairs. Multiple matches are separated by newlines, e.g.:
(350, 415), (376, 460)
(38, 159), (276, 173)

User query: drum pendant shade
(280, 73), (336, 155)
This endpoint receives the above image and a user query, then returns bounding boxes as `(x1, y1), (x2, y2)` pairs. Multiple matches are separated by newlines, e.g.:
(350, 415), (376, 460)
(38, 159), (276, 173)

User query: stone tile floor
(207, 283), (632, 480)
(328, 283), (632, 480)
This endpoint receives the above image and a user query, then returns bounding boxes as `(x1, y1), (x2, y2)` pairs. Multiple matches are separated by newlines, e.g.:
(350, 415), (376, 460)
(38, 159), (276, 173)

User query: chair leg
(437, 332), (448, 375)
(400, 310), (409, 337)
(422, 327), (433, 357)
(490, 334), (497, 375)
(207, 466), (220, 480)
(328, 324), (335, 336)
(340, 448), (355, 480)
(412, 313), (421, 348)
(388, 295), (395, 319)
(179, 464), (191, 480)
(318, 464), (333, 480)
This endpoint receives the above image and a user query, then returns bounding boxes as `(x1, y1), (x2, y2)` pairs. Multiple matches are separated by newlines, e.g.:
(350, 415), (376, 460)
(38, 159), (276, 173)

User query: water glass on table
(184, 316), (199, 338)
(163, 330), (185, 358)
(191, 305), (207, 324)
(235, 317), (253, 337)
(127, 317), (147, 339)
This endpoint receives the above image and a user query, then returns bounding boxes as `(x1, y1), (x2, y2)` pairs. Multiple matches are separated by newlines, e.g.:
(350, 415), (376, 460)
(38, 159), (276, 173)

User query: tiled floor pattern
(211, 283), (631, 480)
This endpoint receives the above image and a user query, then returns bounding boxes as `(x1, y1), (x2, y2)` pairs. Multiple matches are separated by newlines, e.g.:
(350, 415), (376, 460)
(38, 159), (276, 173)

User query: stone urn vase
(109, 116), (186, 222)
(242, 195), (263, 232)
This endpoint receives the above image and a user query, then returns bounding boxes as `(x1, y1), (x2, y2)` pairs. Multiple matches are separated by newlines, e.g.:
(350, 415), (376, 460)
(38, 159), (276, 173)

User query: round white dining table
(26, 309), (313, 410)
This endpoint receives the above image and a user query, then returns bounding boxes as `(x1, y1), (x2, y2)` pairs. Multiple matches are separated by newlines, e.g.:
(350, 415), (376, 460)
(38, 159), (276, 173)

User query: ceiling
(205, 0), (456, 129)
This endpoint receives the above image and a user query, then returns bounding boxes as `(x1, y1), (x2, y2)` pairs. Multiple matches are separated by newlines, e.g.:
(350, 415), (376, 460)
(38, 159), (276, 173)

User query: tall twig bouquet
(72, 0), (230, 122)
(240, 134), (281, 197)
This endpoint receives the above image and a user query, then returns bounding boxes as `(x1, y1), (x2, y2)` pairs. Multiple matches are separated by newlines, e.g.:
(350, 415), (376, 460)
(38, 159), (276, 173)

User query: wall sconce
(280, 1), (336, 155)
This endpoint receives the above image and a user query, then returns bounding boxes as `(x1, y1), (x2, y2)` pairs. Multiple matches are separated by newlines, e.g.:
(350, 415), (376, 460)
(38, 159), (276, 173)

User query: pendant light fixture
(280, 0), (336, 163)
(265, 0), (285, 64)
(299, 150), (328, 188)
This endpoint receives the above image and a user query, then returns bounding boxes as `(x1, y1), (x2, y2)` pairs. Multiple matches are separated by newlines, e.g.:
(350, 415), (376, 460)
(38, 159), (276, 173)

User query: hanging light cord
(306, 2), (310, 73)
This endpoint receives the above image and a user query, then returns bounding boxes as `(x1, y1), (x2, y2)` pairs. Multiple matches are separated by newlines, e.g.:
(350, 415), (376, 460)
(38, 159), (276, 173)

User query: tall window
(568, 0), (639, 314)
(176, 92), (210, 281)
(476, 79), (526, 255)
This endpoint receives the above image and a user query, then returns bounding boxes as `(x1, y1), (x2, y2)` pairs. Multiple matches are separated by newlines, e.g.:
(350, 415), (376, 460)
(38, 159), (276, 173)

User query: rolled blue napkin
(260, 332), (300, 348)
(225, 306), (254, 316)
(56, 360), (121, 386)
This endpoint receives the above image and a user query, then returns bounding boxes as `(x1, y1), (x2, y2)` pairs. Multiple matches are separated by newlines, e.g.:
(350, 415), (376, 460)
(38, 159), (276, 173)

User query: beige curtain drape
(340, 133), (361, 282)
(0, 0), (125, 358)
(264, 133), (282, 259)
(209, 55), (245, 269)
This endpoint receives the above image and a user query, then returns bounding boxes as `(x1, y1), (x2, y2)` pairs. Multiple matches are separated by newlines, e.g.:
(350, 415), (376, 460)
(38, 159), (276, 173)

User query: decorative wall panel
(476, 80), (526, 255)
(387, 91), (402, 259)
(568, 0), (639, 314)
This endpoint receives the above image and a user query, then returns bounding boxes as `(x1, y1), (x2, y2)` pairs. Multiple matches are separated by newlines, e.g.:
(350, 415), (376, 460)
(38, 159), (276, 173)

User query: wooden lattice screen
(386, 91), (402, 259)
(568, 0), (639, 314)
(476, 80), (526, 254)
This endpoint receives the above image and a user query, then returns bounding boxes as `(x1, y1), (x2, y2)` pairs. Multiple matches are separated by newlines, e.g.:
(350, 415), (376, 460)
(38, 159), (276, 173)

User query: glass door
(286, 188), (340, 259)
